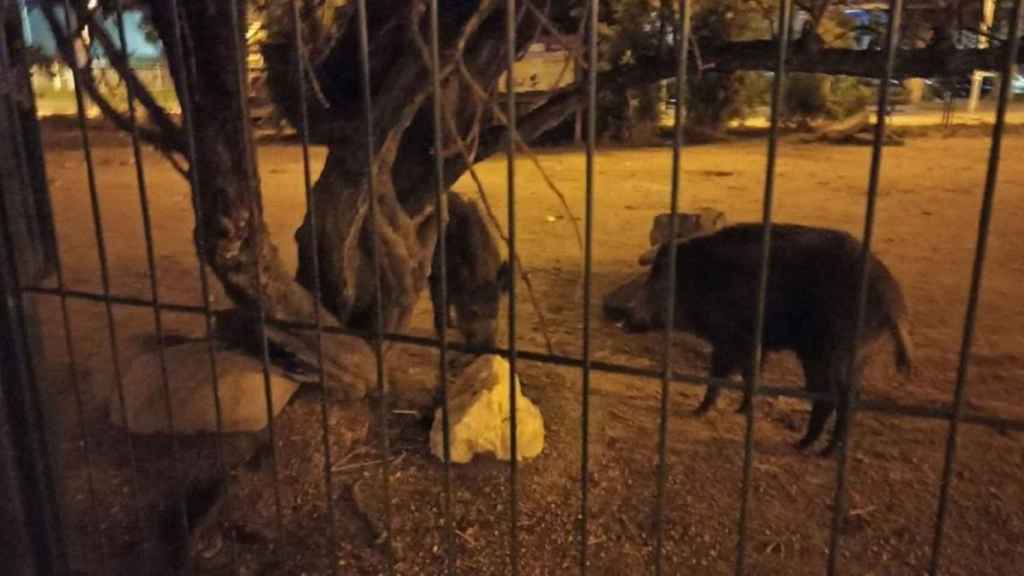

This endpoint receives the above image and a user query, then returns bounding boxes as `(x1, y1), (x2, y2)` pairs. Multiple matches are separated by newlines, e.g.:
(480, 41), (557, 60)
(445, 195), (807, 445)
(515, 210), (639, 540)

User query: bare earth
(33, 122), (1024, 575)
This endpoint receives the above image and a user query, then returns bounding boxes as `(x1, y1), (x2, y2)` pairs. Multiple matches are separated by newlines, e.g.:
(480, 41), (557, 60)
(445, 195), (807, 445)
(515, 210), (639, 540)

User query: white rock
(110, 341), (300, 434)
(430, 355), (544, 464)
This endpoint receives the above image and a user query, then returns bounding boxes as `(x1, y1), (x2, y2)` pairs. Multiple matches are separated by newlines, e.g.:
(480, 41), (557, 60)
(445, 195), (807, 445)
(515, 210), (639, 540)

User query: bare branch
(453, 56), (583, 254)
(364, 0), (505, 167)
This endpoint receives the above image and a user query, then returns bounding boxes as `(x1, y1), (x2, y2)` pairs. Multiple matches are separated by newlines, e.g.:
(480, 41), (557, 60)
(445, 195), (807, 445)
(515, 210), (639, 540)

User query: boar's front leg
(695, 346), (742, 415)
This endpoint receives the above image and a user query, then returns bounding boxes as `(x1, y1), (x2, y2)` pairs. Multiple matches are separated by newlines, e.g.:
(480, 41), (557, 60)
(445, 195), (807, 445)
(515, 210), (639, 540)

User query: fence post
(0, 87), (67, 576)
(0, 227), (65, 576)
(1, 7), (67, 574)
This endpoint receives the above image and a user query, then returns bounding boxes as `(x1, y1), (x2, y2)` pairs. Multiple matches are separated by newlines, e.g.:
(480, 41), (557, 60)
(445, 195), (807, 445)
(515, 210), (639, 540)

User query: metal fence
(2, 0), (1024, 575)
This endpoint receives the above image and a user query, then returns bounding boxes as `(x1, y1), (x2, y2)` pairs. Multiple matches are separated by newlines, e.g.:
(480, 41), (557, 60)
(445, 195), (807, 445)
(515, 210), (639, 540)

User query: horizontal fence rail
(17, 283), (1024, 436)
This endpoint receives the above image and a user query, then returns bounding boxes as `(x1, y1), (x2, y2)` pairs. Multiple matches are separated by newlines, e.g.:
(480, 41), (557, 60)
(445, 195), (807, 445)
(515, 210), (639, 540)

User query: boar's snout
(462, 319), (498, 352)
(624, 297), (655, 332)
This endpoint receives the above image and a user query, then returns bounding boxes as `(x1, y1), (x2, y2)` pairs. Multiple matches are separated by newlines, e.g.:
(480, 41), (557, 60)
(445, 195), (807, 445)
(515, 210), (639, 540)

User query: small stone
(429, 355), (545, 464)
(110, 341), (300, 434)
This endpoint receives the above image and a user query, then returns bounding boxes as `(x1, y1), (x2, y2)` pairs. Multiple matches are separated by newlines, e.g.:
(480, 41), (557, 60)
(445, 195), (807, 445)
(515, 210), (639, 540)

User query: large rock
(429, 355), (544, 464)
(110, 341), (300, 434)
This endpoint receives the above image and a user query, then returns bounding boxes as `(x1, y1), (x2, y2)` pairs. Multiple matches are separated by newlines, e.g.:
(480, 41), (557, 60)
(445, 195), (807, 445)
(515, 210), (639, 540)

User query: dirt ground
(27, 119), (1024, 575)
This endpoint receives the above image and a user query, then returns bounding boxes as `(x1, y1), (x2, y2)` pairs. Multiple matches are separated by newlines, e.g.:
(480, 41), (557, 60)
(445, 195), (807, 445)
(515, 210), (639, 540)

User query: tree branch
(450, 84), (581, 183)
(63, 0), (185, 152)
(687, 42), (1023, 78)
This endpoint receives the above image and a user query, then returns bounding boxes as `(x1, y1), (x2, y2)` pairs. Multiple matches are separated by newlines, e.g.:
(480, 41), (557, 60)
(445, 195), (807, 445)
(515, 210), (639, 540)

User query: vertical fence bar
(226, 0), (287, 539)
(0, 202), (68, 576)
(0, 74), (69, 575)
(427, 1), (457, 574)
(161, 0), (238, 570)
(826, 1), (904, 573)
(57, 0), (157, 566)
(504, 1), (520, 574)
(287, 1), (338, 572)
(929, 2), (1023, 574)
(652, 1), (691, 574)
(120, 0), (242, 571)
(354, 1), (394, 571)
(114, 1), (172, 457)
(110, 0), (179, 487)
(0, 366), (33, 576)
(1, 3), (57, 279)
(1, 9), (98, 572)
(579, 0), (599, 573)
(735, 0), (791, 573)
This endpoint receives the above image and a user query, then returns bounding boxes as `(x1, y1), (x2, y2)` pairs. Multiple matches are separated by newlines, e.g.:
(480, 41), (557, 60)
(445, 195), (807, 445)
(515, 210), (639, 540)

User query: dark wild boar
(429, 192), (511, 351)
(627, 223), (913, 456)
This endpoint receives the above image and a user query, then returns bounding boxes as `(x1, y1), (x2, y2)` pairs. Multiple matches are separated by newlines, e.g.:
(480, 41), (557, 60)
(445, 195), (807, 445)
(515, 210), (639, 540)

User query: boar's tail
(889, 314), (914, 377)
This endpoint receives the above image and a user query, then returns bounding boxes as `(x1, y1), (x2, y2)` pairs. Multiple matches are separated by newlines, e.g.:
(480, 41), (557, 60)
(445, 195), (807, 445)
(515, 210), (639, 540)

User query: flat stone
(109, 341), (300, 434)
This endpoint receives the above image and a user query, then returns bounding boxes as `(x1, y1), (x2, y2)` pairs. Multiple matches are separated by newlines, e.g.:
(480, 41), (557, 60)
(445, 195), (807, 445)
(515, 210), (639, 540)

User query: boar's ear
(497, 261), (512, 292)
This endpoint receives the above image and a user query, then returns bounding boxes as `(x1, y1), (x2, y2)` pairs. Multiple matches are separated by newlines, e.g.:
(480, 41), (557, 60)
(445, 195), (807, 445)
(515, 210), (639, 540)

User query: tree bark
(293, 147), (438, 337)
(283, 1), (546, 338)
(146, 0), (377, 398)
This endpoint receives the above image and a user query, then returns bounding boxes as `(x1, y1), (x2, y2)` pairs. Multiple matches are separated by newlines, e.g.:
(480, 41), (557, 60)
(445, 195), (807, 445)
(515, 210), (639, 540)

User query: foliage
(592, 0), (779, 137)
(781, 11), (871, 125)
(683, 70), (770, 128)
(782, 73), (872, 124)
(676, 0), (773, 131)
(782, 73), (830, 123)
(596, 1), (880, 133)
(588, 0), (661, 142)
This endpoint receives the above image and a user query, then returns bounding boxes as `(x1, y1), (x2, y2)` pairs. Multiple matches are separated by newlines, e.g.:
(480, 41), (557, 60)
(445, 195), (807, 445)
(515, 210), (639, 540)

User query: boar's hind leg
(820, 355), (864, 458)
(798, 401), (834, 451)
(735, 354), (768, 414)
(694, 387), (720, 415)
(796, 356), (835, 451)
(695, 346), (742, 415)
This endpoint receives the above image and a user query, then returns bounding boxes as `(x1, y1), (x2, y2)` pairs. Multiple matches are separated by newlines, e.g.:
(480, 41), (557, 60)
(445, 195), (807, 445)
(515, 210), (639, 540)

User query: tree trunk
(294, 147), (438, 339)
(149, 0), (377, 399)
